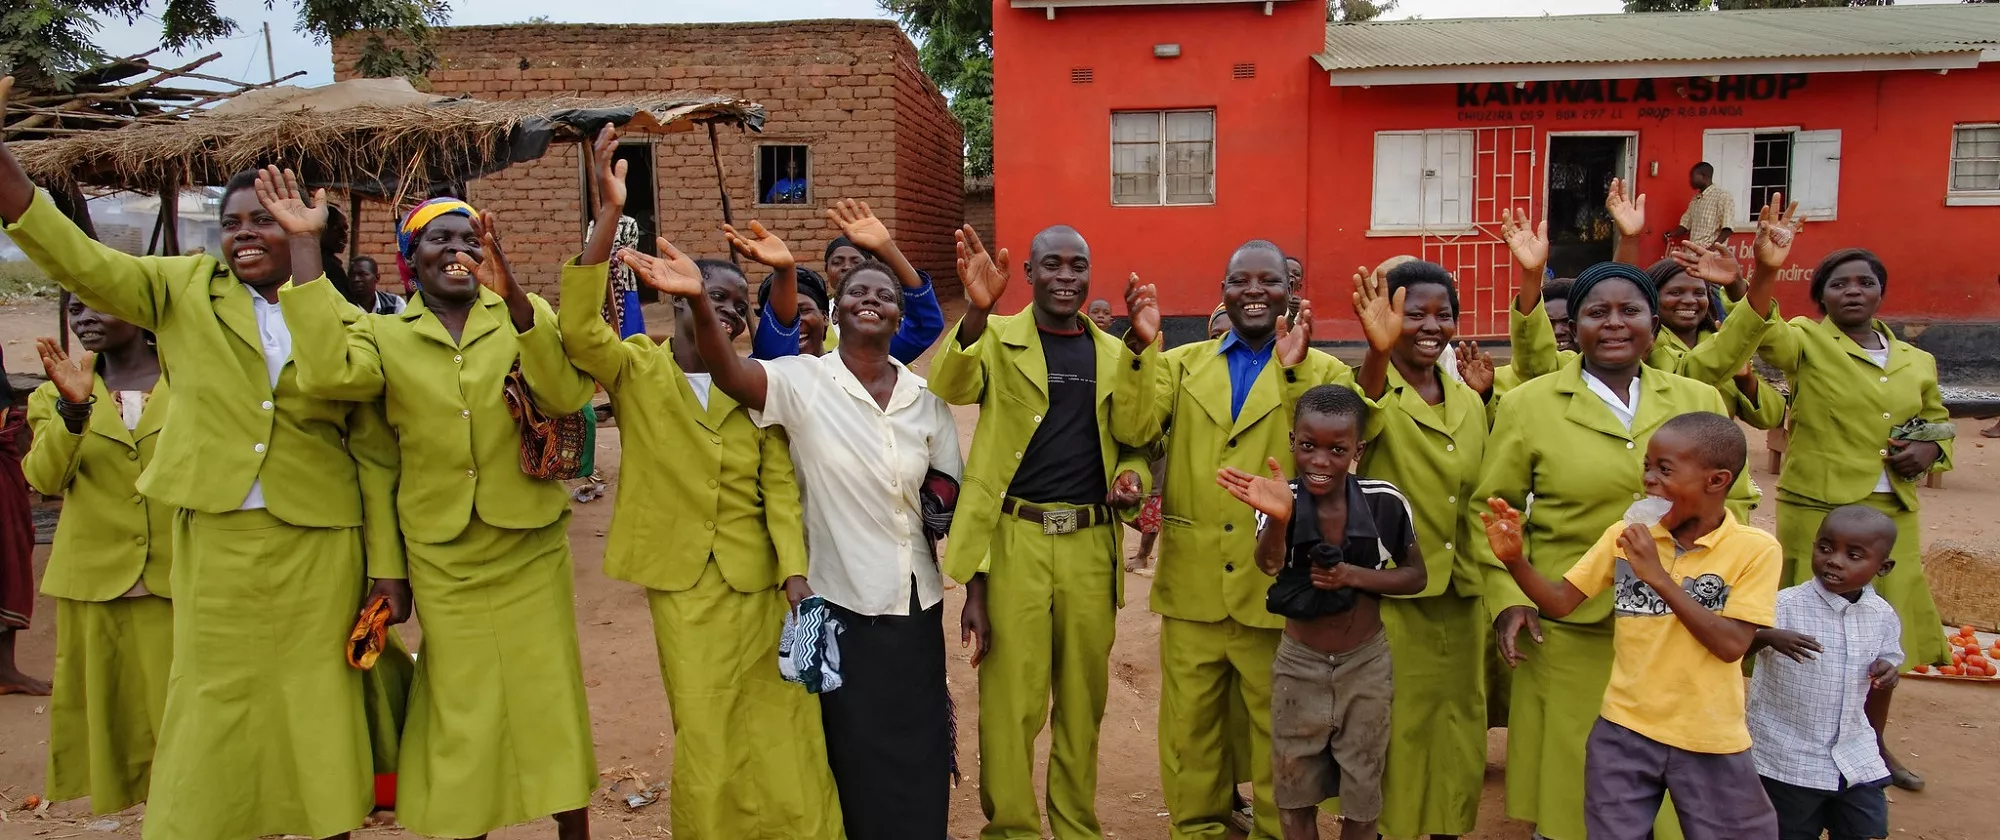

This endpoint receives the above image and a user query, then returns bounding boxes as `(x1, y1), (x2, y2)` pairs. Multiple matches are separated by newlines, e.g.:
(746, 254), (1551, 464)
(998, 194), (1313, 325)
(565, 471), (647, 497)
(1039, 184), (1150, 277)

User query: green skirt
(1376, 593), (1486, 838)
(1504, 620), (1680, 840)
(45, 594), (173, 813)
(646, 563), (843, 839)
(395, 515), (597, 838)
(1776, 491), (1948, 668)
(143, 509), (372, 840)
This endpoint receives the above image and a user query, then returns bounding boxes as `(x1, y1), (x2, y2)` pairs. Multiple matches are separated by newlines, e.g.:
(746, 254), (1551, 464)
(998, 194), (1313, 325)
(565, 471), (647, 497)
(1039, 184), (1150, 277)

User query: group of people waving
(0, 69), (1954, 840)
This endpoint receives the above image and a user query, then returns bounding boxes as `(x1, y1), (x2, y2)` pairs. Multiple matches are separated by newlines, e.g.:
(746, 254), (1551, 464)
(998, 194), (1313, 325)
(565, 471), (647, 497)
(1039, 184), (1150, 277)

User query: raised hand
(620, 237), (704, 298)
(1671, 241), (1741, 287)
(1499, 207), (1549, 276)
(251, 165), (328, 236)
(1480, 497), (1526, 565)
(1605, 177), (1647, 238)
(1275, 300), (1314, 368)
(1751, 191), (1803, 270)
(1351, 267), (1403, 354)
(590, 124), (629, 216)
(35, 337), (95, 403)
(1457, 340), (1495, 395)
(1125, 273), (1161, 346)
(1217, 457), (1294, 522)
(827, 199), (892, 254)
(954, 225), (1010, 311)
(722, 220), (795, 270)
(457, 212), (515, 297)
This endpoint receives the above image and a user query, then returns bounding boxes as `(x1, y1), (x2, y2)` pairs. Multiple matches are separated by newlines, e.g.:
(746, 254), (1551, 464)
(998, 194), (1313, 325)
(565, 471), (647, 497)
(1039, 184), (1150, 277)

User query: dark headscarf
(825, 235), (861, 265)
(757, 266), (830, 315)
(1568, 262), (1659, 321)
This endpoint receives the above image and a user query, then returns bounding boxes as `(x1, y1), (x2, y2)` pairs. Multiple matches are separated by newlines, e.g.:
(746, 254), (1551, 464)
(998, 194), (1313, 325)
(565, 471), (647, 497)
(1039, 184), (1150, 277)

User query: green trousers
(979, 515), (1119, 840)
(1160, 615), (1282, 840)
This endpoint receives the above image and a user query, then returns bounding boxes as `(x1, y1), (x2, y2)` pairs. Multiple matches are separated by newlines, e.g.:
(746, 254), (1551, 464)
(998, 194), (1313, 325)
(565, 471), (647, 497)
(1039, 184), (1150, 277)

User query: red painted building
(993, 2), (2000, 348)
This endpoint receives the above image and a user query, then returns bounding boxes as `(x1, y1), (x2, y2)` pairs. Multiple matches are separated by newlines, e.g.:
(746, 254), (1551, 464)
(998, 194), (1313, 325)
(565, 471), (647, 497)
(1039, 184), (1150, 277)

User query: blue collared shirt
(751, 270), (945, 365)
(1218, 330), (1274, 420)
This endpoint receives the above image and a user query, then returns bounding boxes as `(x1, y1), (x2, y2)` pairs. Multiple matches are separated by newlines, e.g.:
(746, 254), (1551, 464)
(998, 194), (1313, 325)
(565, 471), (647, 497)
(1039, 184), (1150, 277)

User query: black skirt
(819, 589), (951, 840)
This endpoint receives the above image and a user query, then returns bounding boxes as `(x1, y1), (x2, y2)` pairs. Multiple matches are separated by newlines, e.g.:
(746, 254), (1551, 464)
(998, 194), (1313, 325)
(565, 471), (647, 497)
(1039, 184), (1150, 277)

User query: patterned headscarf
(396, 197), (477, 291)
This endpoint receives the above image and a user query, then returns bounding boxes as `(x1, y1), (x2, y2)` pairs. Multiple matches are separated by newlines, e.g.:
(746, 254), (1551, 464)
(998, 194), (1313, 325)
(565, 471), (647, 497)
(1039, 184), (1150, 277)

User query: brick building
(333, 19), (964, 301)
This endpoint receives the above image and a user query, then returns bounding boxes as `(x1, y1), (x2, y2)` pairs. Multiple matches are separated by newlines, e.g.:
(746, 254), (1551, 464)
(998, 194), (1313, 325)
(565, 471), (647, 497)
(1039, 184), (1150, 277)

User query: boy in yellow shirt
(1482, 411), (1782, 840)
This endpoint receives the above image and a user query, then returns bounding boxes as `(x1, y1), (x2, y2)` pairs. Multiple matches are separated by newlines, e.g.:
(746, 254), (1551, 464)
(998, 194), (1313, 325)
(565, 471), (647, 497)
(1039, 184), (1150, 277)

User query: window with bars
(1111, 110), (1216, 206)
(1747, 132), (1792, 219)
(757, 145), (810, 206)
(1950, 124), (2000, 202)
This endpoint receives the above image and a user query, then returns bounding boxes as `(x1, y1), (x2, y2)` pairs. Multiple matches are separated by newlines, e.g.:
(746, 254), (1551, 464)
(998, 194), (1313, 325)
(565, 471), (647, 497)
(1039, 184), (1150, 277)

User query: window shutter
(1371, 132), (1426, 229)
(1790, 129), (1841, 221)
(1702, 129), (1754, 224)
(1423, 131), (1474, 229)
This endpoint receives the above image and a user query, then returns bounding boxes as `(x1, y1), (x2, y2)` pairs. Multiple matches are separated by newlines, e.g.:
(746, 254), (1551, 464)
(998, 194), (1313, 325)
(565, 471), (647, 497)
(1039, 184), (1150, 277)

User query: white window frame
(754, 143), (812, 208)
(1947, 123), (2000, 207)
(1368, 129), (1476, 235)
(1109, 109), (1217, 207)
(1700, 126), (1839, 222)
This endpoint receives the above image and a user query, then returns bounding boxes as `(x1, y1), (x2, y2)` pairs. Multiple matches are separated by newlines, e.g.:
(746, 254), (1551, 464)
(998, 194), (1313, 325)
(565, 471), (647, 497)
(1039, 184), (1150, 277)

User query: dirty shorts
(1269, 629), (1393, 818)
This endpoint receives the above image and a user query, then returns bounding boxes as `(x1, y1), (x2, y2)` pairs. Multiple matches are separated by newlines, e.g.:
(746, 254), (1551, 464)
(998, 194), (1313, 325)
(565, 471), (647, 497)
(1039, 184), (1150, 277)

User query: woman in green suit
(271, 153), (598, 837)
(1759, 246), (1950, 790)
(1648, 259), (1784, 431)
(26, 303), (171, 814)
(1347, 260), (1488, 840)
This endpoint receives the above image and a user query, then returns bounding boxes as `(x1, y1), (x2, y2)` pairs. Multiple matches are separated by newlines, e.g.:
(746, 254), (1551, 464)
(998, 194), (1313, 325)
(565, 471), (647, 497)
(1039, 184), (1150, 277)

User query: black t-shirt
(1263, 475), (1418, 621)
(1006, 328), (1106, 506)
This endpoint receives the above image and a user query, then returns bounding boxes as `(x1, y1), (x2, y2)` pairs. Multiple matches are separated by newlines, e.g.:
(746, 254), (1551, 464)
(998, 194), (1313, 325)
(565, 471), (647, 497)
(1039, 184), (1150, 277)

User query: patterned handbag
(502, 361), (596, 480)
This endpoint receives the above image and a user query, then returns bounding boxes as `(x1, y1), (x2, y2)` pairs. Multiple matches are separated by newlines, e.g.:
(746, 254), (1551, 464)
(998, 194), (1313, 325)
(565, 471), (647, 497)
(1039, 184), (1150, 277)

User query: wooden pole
(263, 23), (277, 84)
(347, 194), (362, 262)
(579, 139), (597, 248)
(159, 183), (181, 256)
(707, 123), (736, 267)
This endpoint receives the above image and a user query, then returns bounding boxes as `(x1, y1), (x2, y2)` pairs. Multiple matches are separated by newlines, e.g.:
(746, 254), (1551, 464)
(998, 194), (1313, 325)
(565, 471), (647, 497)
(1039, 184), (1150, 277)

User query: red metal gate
(1421, 126), (1537, 338)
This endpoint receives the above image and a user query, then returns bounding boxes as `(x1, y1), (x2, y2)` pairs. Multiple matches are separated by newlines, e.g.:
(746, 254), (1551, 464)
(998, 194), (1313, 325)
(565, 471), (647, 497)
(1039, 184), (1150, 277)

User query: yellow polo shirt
(1564, 512), (1782, 754)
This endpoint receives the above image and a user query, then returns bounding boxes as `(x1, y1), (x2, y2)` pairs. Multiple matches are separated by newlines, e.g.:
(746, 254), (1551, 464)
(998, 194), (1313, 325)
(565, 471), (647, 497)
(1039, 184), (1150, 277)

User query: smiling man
(930, 223), (1163, 840)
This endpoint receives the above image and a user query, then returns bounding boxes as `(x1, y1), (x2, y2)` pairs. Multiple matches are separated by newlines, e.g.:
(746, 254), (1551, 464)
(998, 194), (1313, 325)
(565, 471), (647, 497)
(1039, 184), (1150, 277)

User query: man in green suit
(932, 224), (1161, 840)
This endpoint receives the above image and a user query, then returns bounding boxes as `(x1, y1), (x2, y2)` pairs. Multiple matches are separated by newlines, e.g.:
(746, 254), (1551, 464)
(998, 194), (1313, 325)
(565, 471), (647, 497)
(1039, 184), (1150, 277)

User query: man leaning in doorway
(1669, 161), (1735, 248)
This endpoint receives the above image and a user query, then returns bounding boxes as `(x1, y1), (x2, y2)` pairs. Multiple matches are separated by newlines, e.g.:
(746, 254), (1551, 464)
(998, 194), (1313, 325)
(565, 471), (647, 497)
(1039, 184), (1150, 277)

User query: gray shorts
(1584, 717), (1777, 840)
(1268, 630), (1393, 818)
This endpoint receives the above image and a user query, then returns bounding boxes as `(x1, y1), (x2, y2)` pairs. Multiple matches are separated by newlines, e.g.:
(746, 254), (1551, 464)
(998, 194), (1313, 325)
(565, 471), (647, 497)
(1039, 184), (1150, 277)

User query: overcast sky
(90, 0), (1961, 89)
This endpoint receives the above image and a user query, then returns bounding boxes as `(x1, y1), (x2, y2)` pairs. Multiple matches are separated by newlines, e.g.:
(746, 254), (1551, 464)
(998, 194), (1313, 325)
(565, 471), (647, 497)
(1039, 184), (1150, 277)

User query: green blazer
(1759, 316), (1952, 511)
(557, 264), (807, 593)
(2, 190), (405, 577)
(24, 377), (174, 601)
(281, 272), (594, 545)
(1140, 341), (1352, 629)
(1358, 364), (1487, 599)
(1475, 356), (1750, 627)
(928, 311), (1159, 588)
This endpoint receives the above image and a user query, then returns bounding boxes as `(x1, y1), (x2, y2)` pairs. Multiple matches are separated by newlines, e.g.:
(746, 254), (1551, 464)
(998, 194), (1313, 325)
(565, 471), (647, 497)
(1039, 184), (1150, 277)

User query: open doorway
(1545, 134), (1635, 279)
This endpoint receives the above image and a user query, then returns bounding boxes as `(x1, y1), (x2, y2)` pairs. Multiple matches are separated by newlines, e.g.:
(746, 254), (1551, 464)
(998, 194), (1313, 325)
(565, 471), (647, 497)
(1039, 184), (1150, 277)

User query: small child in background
(1747, 505), (1903, 840)
(1216, 384), (1427, 840)
(1087, 298), (1115, 332)
(1481, 411), (1781, 840)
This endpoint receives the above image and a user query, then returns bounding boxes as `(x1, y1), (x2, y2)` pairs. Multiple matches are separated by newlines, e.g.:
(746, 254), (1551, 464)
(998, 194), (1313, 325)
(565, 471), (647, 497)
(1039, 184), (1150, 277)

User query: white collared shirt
(1581, 368), (1642, 431)
(1748, 581), (1903, 790)
(683, 371), (714, 410)
(239, 292), (294, 511)
(751, 352), (963, 616)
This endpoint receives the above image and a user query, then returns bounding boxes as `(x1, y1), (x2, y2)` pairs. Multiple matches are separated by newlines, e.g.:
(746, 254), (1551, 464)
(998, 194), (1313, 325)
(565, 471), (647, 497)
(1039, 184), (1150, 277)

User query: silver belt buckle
(1043, 508), (1080, 535)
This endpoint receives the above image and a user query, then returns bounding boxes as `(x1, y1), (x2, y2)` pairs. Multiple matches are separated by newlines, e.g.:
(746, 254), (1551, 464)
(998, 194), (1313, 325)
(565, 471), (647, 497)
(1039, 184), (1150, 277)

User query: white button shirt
(1581, 368), (1641, 431)
(1747, 580), (1904, 791)
(752, 352), (963, 616)
(239, 292), (294, 511)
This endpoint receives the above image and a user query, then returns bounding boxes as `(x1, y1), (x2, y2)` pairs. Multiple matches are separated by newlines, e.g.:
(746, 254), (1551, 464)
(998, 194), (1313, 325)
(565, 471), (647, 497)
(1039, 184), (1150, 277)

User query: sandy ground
(1, 294), (1998, 840)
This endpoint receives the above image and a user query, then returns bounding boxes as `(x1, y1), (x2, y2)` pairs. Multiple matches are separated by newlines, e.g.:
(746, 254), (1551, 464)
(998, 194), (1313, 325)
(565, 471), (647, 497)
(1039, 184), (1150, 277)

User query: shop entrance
(1545, 134), (1636, 279)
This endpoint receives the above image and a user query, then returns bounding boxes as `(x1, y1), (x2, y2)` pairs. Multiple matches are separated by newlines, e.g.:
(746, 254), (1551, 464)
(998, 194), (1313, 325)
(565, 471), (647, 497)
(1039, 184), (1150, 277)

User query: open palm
(590, 125), (629, 213)
(1499, 208), (1548, 274)
(723, 221), (794, 270)
(252, 165), (327, 237)
(955, 225), (1010, 310)
(621, 237), (704, 298)
(828, 199), (892, 253)
(1457, 340), (1495, 394)
(1671, 241), (1740, 287)
(1480, 498), (1526, 564)
(459, 212), (515, 297)
(1125, 273), (1161, 345)
(1752, 192), (1803, 270)
(1351, 268), (1403, 354)
(1275, 301), (1314, 367)
(1218, 458), (1294, 521)
(36, 337), (95, 403)
(1605, 178), (1647, 238)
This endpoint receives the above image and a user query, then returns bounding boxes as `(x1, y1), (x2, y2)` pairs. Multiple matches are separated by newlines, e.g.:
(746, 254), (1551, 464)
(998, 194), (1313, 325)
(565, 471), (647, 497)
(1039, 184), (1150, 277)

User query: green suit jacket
(3, 189), (405, 576)
(1358, 364), (1487, 599)
(281, 272), (594, 545)
(558, 264), (807, 593)
(1474, 356), (1749, 627)
(928, 311), (1159, 591)
(1140, 341), (1352, 629)
(25, 377), (175, 601)
(1759, 316), (1952, 511)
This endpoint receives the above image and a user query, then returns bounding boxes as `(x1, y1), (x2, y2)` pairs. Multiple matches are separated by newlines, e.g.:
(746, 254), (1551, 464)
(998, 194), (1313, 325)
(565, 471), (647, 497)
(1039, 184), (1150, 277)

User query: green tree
(1329, 0), (1398, 22)
(0, 0), (450, 90)
(881, 0), (993, 177)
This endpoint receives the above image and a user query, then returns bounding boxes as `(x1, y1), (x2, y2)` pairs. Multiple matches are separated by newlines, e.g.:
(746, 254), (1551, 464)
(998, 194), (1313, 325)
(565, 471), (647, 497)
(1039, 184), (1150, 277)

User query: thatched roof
(12, 77), (765, 200)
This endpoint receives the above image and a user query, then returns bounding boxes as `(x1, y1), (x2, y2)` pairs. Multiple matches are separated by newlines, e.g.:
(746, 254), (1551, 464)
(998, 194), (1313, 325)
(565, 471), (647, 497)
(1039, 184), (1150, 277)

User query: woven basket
(1923, 541), (2000, 633)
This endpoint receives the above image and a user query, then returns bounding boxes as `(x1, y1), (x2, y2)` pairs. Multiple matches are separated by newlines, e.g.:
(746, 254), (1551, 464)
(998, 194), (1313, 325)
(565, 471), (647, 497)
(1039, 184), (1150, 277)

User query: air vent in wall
(1232, 63), (1256, 79)
(1071, 67), (1094, 84)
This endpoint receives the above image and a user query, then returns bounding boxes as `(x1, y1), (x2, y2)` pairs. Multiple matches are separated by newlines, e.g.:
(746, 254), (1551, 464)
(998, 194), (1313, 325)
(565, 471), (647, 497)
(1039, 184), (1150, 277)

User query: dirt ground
(1, 294), (1998, 840)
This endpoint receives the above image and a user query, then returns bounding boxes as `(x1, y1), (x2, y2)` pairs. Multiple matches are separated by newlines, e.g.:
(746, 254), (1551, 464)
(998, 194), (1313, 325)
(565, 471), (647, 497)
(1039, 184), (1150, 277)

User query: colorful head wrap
(1211, 302), (1229, 320)
(397, 198), (476, 258)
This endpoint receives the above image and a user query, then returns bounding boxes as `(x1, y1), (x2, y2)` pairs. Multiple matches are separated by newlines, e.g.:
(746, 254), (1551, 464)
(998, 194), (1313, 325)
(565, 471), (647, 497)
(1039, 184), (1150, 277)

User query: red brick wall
(333, 20), (963, 300)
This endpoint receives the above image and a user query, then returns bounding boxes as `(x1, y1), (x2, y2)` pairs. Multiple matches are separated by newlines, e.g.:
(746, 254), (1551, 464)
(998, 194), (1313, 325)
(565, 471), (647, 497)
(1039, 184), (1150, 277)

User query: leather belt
(1000, 498), (1113, 535)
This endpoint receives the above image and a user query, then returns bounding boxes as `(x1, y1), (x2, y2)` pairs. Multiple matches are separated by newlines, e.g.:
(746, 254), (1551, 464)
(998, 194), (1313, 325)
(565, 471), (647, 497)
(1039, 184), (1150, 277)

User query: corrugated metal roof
(1316, 5), (2000, 73)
